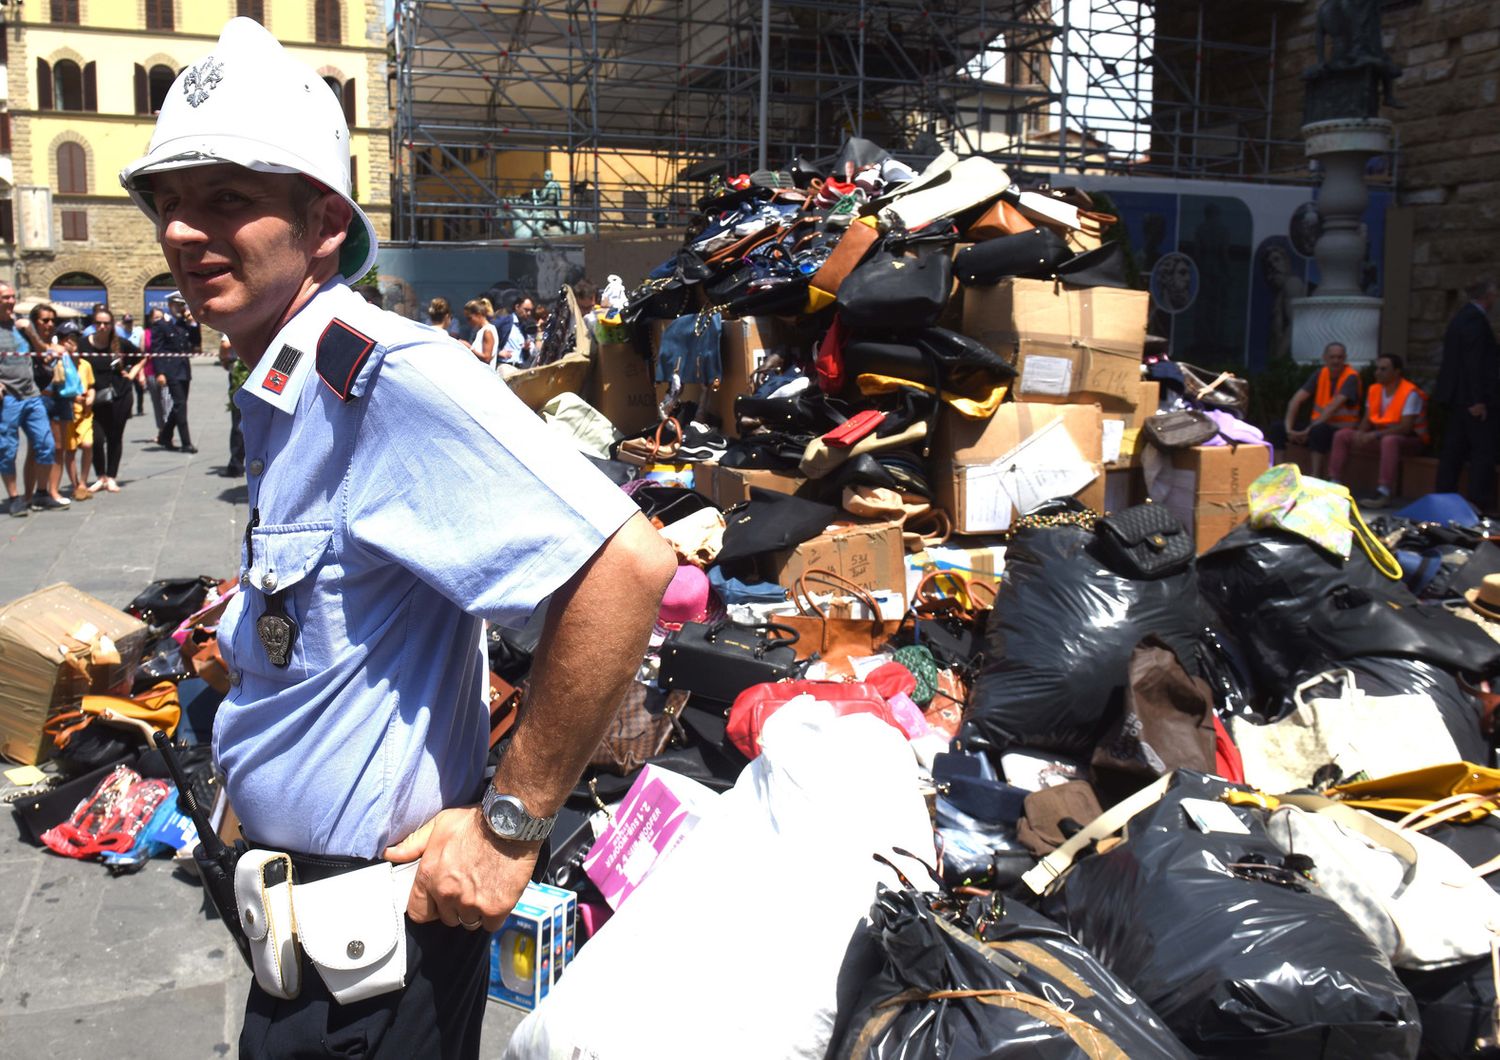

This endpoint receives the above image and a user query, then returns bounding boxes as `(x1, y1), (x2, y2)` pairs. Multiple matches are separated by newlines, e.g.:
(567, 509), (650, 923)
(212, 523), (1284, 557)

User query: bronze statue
(1309, 0), (1402, 107)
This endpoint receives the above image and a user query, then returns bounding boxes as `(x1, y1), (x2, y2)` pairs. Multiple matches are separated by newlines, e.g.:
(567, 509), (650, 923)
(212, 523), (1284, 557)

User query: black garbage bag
(828, 886), (1193, 1059)
(1040, 771), (1421, 1058)
(1275, 656), (1488, 767)
(961, 525), (1206, 762)
(1198, 525), (1500, 696)
(1399, 959), (1497, 1060)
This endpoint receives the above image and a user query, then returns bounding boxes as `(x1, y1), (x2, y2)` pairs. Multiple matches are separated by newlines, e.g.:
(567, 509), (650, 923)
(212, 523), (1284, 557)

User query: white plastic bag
(504, 699), (936, 1060)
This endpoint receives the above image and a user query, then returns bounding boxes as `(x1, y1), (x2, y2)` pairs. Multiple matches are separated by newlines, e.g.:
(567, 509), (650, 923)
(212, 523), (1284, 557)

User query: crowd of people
(0, 284), (221, 517)
(426, 280), (596, 370)
(1266, 276), (1499, 513)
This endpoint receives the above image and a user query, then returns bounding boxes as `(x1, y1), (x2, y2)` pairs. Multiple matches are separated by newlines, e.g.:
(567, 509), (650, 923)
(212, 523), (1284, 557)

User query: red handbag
(727, 679), (903, 758)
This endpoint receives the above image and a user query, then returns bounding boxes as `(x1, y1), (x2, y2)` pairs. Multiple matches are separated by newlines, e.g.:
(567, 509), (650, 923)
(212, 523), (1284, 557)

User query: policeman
(151, 292), (199, 452)
(120, 18), (675, 1056)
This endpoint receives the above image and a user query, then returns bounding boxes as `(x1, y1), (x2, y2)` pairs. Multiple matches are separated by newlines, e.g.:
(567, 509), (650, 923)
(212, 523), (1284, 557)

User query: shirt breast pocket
(243, 522), (336, 680)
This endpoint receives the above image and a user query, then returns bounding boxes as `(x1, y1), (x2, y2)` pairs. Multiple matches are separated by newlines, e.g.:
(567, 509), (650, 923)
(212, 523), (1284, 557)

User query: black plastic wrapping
(829, 887), (1193, 1059)
(1198, 525), (1500, 697)
(962, 525), (1207, 761)
(1277, 656), (1488, 766)
(1398, 959), (1497, 1060)
(1040, 771), (1422, 1058)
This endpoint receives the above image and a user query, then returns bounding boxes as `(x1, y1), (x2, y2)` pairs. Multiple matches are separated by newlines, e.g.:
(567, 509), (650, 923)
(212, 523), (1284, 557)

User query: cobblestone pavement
(0, 361), (525, 1056)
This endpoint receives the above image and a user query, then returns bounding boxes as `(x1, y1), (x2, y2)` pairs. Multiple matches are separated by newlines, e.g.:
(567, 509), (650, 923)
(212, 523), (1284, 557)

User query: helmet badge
(183, 58), (225, 108)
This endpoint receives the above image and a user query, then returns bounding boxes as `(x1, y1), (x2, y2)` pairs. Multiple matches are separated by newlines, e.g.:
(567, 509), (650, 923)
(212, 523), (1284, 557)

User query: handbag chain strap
(1008, 509), (1099, 534)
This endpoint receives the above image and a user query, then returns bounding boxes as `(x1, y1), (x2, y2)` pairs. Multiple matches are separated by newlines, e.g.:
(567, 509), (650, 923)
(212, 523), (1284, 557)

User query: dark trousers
(229, 403), (245, 472)
(1437, 403), (1498, 509)
(239, 917), (490, 1059)
(160, 379), (192, 448)
(92, 398), (131, 479)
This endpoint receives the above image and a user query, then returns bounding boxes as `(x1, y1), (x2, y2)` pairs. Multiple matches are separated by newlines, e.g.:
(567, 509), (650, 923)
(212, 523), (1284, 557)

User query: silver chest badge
(183, 58), (225, 108)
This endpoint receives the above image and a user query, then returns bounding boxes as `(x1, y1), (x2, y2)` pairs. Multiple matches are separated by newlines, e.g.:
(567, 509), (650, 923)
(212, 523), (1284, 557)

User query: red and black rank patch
(261, 343), (304, 395)
(316, 318), (376, 402)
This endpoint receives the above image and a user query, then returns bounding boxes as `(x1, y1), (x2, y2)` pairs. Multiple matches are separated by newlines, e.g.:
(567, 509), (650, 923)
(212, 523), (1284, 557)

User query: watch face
(491, 799), (522, 836)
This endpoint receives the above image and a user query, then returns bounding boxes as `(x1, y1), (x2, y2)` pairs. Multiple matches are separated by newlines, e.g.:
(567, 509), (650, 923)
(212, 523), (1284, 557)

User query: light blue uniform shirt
(215, 282), (636, 858)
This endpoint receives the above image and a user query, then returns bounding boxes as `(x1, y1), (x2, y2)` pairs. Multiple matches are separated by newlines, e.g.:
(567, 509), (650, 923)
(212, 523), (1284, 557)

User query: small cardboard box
(1103, 380), (1160, 469)
(503, 352), (592, 412)
(707, 316), (798, 436)
(692, 463), (813, 508)
(0, 584), (148, 764)
(587, 342), (658, 435)
(488, 889), (557, 1011)
(1158, 443), (1272, 553)
(765, 518), (907, 604)
(583, 764), (716, 910)
(962, 279), (1147, 410)
(934, 402), (1105, 534)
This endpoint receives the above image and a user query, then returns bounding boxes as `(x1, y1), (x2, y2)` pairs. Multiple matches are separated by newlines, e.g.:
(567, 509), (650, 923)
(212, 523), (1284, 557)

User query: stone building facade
(1155, 0), (1500, 375)
(2, 0), (390, 321)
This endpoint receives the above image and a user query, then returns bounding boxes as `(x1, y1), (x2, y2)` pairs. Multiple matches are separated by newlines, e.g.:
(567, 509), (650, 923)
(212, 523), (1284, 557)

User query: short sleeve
(1300, 371), (1318, 395)
(1403, 391), (1424, 417)
(344, 339), (639, 629)
(1339, 374), (1361, 402)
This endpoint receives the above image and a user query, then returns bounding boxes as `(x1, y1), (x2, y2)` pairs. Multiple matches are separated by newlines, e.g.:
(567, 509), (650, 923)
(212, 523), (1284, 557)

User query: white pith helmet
(119, 17), (377, 284)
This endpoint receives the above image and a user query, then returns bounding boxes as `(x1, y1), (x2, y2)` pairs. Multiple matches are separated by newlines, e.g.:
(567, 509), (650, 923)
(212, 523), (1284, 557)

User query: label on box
(1101, 418), (1125, 465)
(961, 419), (1098, 533)
(583, 765), (716, 909)
(1019, 355), (1073, 397)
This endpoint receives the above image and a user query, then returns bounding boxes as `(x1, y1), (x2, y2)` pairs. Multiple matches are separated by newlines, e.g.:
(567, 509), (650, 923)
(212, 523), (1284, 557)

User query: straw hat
(1465, 573), (1500, 622)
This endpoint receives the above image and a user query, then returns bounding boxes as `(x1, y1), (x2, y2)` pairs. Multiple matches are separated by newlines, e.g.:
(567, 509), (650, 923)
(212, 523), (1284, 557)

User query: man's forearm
(491, 512), (676, 817)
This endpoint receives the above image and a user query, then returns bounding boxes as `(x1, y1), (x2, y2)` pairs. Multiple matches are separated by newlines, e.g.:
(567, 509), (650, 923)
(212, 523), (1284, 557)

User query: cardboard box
(962, 279), (1147, 410)
(587, 341), (658, 435)
(1159, 443), (1272, 553)
(1103, 380), (1160, 468)
(765, 518), (907, 604)
(692, 463), (813, 508)
(934, 402), (1105, 534)
(488, 888), (557, 1010)
(502, 351), (592, 412)
(0, 584), (148, 764)
(707, 316), (798, 436)
(908, 544), (1007, 602)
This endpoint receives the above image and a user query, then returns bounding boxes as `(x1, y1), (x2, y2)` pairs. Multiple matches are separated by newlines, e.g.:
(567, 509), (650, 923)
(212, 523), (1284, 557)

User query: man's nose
(162, 214), (209, 246)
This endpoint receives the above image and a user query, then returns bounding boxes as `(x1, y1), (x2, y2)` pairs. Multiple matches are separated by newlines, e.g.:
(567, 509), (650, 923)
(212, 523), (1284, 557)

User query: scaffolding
(391, 0), (1300, 245)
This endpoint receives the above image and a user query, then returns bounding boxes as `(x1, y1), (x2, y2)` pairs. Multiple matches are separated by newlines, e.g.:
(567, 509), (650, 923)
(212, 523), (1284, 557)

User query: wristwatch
(480, 788), (556, 843)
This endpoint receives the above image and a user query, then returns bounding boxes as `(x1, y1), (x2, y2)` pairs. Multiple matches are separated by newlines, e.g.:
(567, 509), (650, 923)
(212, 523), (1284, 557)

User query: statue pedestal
(1290, 294), (1383, 365)
(1289, 117), (1392, 365)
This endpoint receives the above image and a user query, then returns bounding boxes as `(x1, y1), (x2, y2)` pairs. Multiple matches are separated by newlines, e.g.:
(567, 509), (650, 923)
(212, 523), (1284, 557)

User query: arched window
(237, 0), (265, 21)
(148, 65), (174, 112)
(144, 274), (177, 320)
(314, 0), (341, 46)
(50, 1), (80, 24)
(53, 59), (83, 111)
(56, 142), (86, 195)
(323, 75), (356, 126)
(50, 274), (108, 313)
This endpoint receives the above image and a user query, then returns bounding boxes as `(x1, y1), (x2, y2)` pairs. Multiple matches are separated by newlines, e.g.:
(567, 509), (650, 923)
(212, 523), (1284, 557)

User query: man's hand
(383, 806), (539, 932)
(1356, 429), (1377, 445)
(1287, 427), (1309, 444)
(1471, 403), (1488, 421)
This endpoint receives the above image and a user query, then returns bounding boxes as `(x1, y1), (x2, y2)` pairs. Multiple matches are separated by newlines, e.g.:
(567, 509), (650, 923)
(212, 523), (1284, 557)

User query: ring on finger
(459, 915), (482, 930)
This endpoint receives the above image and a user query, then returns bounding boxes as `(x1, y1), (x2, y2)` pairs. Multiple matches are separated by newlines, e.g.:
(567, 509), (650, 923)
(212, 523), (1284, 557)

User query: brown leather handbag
(963, 198), (1035, 242)
(807, 217), (882, 297)
(780, 569), (902, 676)
(615, 417), (682, 467)
(590, 683), (691, 775)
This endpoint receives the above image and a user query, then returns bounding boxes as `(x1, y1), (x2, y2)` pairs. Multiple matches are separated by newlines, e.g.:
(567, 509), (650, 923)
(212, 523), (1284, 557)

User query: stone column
(1289, 118), (1393, 365)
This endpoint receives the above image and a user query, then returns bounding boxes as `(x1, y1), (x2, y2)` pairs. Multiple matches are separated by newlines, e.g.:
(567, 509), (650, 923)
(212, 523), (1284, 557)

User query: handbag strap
(1394, 791), (1500, 832)
(1021, 773), (1174, 894)
(1349, 500), (1403, 580)
(1291, 668), (1356, 712)
(793, 567), (883, 623)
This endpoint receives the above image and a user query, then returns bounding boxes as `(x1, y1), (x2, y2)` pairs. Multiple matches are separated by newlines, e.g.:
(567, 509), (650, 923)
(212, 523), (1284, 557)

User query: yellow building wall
(68, 1), (379, 44)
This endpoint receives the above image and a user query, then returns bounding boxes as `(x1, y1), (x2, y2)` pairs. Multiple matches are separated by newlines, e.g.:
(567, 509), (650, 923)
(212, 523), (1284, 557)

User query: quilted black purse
(657, 621), (802, 703)
(1093, 503), (1193, 579)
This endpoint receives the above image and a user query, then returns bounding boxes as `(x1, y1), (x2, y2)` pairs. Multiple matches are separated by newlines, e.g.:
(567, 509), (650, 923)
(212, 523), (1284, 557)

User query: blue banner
(48, 285), (106, 316)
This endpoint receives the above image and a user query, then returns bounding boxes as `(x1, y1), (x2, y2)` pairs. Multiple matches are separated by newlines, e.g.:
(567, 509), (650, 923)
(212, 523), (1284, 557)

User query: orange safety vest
(1368, 377), (1430, 445)
(1315, 365), (1361, 426)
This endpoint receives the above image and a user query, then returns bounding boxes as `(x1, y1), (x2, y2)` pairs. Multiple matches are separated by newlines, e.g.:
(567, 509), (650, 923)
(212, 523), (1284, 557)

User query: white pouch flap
(234, 849), (301, 1000)
(293, 861), (418, 1005)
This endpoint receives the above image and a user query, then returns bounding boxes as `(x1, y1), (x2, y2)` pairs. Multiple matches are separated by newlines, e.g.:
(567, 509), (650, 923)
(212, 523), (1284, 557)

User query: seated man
(1328, 352), (1429, 508)
(1270, 341), (1361, 478)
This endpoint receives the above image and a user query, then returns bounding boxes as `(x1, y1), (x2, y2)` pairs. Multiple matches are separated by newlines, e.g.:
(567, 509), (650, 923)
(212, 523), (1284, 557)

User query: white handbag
(1232, 669), (1461, 793)
(1267, 800), (1500, 970)
(292, 860), (420, 1005)
(878, 157), (1010, 230)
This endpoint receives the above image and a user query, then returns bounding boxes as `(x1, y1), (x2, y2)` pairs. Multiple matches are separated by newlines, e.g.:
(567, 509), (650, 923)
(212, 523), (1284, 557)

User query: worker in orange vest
(1328, 352), (1429, 508)
(1276, 341), (1361, 478)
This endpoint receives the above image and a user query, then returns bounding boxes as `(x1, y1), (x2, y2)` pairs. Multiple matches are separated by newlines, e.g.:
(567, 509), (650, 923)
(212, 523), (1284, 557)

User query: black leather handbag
(838, 249), (952, 331)
(1094, 503), (1194, 579)
(657, 621), (802, 703)
(1143, 410), (1220, 451)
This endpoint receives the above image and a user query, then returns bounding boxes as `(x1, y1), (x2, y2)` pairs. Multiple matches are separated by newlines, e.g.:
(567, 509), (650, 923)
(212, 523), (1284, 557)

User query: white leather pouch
(234, 849), (301, 1000)
(292, 860), (419, 1005)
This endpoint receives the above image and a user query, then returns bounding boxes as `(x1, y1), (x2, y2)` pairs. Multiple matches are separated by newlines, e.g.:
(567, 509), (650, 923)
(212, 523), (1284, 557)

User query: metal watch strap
(481, 788), (556, 843)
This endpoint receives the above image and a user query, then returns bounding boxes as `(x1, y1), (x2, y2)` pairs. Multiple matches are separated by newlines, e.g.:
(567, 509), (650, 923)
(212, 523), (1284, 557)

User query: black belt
(244, 839), (382, 884)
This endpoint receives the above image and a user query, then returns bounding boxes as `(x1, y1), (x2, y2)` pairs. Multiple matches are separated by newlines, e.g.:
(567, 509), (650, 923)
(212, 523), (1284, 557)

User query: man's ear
(310, 194), (353, 266)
